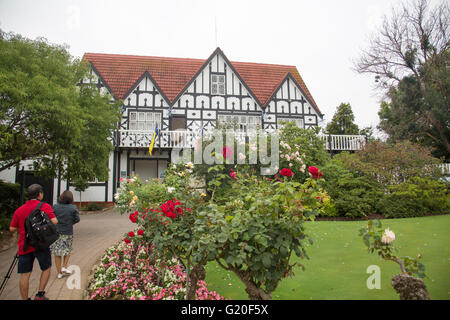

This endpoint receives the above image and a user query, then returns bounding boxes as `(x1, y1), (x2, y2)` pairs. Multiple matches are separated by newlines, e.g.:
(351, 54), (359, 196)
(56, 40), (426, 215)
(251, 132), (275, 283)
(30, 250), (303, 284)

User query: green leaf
(217, 233), (228, 243)
(262, 254), (271, 268)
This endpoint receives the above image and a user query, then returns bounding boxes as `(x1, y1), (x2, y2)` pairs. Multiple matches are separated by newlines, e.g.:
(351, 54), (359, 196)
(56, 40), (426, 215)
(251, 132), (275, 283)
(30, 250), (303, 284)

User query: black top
(52, 203), (80, 235)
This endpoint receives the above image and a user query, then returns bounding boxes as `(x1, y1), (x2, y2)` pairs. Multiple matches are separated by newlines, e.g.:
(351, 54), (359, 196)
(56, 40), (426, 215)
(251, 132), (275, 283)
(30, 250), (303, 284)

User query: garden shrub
(328, 173), (383, 218)
(334, 140), (442, 187)
(319, 159), (382, 217)
(85, 202), (102, 211)
(379, 177), (450, 218)
(191, 168), (327, 300)
(0, 180), (21, 230)
(115, 176), (169, 214)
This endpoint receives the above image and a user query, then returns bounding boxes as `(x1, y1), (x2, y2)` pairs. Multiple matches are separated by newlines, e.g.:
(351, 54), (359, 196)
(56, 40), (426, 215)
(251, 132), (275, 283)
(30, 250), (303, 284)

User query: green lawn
(205, 214), (450, 300)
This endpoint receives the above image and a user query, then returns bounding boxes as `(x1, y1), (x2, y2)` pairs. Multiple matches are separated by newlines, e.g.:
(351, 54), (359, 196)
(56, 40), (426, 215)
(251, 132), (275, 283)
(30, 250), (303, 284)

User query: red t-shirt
(10, 200), (56, 255)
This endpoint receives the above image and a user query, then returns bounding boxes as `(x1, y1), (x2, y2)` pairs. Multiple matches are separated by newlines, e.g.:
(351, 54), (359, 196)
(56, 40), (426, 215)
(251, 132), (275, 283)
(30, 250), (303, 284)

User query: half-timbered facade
(73, 48), (323, 203)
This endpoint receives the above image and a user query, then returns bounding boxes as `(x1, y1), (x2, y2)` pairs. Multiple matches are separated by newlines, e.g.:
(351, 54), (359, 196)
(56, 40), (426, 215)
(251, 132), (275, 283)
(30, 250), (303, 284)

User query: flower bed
(88, 239), (225, 300)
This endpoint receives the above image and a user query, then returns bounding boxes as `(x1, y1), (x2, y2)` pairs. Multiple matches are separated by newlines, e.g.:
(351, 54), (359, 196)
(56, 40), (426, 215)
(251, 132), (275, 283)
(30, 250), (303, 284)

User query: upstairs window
(277, 117), (304, 129)
(218, 114), (261, 132)
(129, 111), (161, 131)
(211, 74), (225, 95)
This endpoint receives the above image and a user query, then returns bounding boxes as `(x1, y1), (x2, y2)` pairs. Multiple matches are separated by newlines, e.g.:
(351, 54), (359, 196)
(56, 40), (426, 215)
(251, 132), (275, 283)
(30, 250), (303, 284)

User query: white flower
(186, 162), (194, 169)
(238, 153), (246, 161)
(167, 187), (175, 193)
(289, 163), (293, 167)
(381, 228), (395, 244)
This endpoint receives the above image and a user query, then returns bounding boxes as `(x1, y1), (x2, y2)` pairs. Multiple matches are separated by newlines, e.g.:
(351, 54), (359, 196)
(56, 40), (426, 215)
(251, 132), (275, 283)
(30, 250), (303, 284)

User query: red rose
(137, 229), (144, 236)
(128, 231), (135, 238)
(124, 238), (131, 244)
(279, 168), (294, 177)
(222, 146), (234, 160)
(308, 166), (322, 179)
(129, 211), (138, 223)
(230, 169), (237, 180)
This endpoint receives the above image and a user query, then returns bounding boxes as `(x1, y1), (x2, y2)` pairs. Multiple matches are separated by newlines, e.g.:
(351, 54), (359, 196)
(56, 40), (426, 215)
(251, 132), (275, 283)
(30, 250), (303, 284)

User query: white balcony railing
(117, 130), (367, 151)
(118, 130), (197, 149)
(319, 134), (367, 151)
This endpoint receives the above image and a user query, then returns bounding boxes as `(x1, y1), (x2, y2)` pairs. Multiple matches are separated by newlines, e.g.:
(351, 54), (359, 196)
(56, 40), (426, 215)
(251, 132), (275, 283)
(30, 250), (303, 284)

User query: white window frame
(277, 117), (304, 129)
(211, 74), (225, 95)
(218, 114), (261, 132)
(129, 111), (161, 131)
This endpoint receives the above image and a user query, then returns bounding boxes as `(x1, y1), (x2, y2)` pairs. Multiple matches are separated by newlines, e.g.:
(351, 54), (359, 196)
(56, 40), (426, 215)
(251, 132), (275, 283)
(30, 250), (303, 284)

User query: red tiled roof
(83, 50), (320, 114)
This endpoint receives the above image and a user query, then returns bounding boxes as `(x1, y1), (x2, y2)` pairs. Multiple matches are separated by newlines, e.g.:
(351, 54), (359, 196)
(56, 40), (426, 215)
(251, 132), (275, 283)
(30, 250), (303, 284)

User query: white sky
(0, 0), (436, 132)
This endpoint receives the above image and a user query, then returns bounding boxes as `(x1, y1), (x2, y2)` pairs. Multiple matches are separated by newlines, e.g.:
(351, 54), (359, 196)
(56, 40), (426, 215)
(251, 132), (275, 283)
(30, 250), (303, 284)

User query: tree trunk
(230, 268), (271, 300)
(186, 264), (206, 300)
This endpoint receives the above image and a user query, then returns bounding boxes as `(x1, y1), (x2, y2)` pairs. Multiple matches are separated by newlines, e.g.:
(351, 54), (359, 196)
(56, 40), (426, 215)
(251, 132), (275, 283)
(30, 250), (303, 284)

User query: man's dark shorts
(18, 248), (52, 274)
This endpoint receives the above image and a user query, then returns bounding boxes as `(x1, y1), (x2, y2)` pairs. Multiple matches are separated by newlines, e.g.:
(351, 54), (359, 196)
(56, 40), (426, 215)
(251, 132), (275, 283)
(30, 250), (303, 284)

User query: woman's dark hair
(58, 190), (74, 204)
(27, 184), (44, 200)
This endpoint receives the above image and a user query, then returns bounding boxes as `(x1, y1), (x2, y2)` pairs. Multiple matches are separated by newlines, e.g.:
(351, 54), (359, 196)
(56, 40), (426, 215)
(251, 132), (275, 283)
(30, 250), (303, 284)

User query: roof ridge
(84, 52), (299, 68)
(83, 51), (321, 114)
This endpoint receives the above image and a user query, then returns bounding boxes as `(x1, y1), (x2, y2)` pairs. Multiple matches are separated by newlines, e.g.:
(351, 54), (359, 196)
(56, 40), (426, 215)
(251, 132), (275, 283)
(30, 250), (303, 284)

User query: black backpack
(23, 202), (59, 251)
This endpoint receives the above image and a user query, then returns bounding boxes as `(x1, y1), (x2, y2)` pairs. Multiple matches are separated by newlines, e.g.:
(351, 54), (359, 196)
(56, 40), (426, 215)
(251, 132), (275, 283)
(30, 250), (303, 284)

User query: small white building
(1, 48), (325, 205)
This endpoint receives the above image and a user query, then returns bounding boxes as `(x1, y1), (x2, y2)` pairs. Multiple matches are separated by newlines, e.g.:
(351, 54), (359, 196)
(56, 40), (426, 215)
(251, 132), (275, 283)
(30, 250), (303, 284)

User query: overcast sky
(0, 0), (437, 133)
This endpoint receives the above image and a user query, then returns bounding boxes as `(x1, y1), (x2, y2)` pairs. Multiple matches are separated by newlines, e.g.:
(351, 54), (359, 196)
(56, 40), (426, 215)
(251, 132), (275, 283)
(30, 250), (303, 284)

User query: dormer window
(211, 74), (225, 95)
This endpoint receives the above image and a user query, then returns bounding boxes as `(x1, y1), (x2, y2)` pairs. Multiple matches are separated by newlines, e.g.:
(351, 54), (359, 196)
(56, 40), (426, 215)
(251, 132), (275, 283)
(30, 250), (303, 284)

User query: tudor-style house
(76, 47), (324, 203)
(0, 48), (332, 205)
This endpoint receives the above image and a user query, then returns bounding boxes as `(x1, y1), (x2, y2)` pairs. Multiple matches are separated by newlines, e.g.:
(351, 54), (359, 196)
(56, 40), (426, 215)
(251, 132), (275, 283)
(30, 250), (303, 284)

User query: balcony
(116, 130), (367, 151)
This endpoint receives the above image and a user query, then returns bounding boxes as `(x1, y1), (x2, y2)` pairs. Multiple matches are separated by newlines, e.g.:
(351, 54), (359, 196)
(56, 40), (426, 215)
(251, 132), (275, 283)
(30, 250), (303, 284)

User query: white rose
(186, 162), (194, 169)
(167, 187), (175, 193)
(381, 228), (395, 244)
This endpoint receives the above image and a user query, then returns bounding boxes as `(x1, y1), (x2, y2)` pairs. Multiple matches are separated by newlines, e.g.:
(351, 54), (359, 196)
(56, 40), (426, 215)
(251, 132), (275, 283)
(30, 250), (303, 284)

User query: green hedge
(0, 180), (21, 230)
(318, 141), (449, 219)
(378, 177), (450, 218)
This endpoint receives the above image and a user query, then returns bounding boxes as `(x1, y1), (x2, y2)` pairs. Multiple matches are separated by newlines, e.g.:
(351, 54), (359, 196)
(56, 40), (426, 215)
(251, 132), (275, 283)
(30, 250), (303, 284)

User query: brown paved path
(0, 207), (134, 300)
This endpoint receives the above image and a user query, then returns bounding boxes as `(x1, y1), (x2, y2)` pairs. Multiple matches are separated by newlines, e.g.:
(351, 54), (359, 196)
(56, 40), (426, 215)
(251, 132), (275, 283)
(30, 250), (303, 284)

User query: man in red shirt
(10, 184), (58, 300)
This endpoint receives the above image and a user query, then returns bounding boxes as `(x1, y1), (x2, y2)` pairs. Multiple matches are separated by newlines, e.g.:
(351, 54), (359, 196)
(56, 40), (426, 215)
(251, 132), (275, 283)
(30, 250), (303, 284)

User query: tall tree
(354, 0), (449, 159)
(0, 30), (122, 180)
(325, 102), (360, 135)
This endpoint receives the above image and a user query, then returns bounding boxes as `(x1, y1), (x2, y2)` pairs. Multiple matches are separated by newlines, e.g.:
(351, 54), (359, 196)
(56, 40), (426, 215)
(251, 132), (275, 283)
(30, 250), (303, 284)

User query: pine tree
(325, 103), (359, 135)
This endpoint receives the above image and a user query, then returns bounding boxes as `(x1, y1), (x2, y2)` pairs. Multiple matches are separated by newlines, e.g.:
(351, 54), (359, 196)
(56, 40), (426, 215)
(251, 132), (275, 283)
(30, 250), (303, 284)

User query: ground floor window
(130, 159), (168, 180)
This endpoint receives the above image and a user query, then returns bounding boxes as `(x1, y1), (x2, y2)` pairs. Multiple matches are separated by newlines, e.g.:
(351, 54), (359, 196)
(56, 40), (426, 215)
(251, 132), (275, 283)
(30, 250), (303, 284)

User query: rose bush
(191, 167), (329, 300)
(359, 220), (426, 279)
